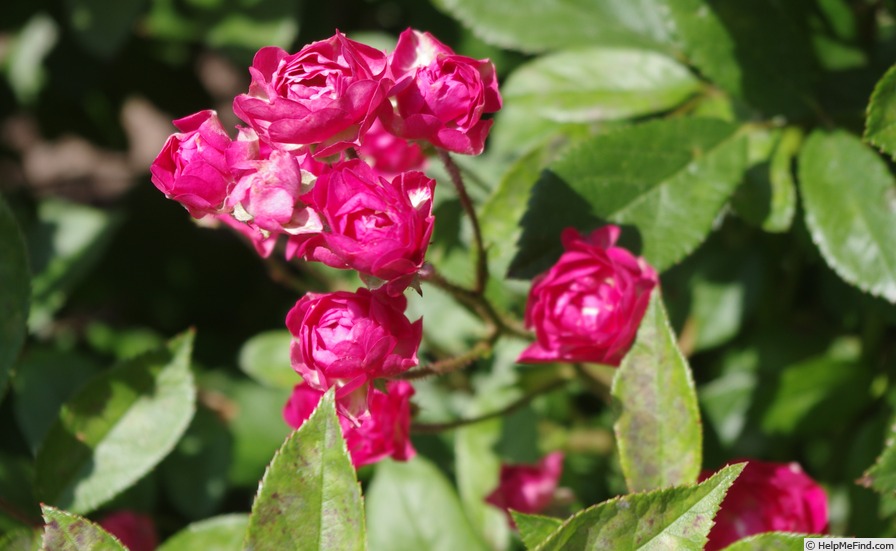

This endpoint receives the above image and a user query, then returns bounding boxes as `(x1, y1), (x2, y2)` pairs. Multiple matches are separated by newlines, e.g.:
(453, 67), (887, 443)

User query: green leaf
(12, 349), (100, 454)
(502, 47), (699, 124)
(40, 505), (125, 551)
(511, 512), (563, 550)
(764, 127), (801, 233)
(532, 463), (745, 550)
(865, 64), (896, 158)
(26, 198), (121, 332)
(720, 532), (814, 551)
(798, 130), (896, 303)
(238, 330), (297, 390)
(732, 127), (800, 234)
(0, 527), (41, 551)
(367, 456), (490, 551)
(612, 291), (701, 492)
(432, 0), (671, 53)
(859, 418), (896, 495)
(244, 390), (365, 551)
(509, 118), (746, 278)
(666, 0), (817, 116)
(157, 514), (249, 551)
(160, 405), (232, 519)
(0, 194), (29, 397)
(35, 331), (196, 514)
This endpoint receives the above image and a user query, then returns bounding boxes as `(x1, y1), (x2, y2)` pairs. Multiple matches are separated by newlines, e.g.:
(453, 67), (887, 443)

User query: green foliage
(366, 456), (490, 551)
(799, 130), (896, 303)
(157, 514), (249, 551)
(865, 64), (896, 158)
(612, 292), (701, 492)
(528, 463), (745, 550)
(244, 391), (365, 551)
(511, 512), (563, 550)
(238, 330), (296, 390)
(510, 118), (747, 278)
(35, 332), (196, 514)
(720, 532), (813, 551)
(40, 505), (125, 551)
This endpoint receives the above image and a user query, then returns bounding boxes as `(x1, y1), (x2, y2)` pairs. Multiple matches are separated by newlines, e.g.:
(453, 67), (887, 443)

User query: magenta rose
(286, 287), (422, 398)
(518, 226), (658, 366)
(151, 110), (243, 218)
(383, 28), (501, 155)
(226, 147), (322, 236)
(233, 33), (391, 157)
(209, 213), (279, 257)
(358, 118), (427, 176)
(485, 452), (564, 519)
(283, 380), (416, 467)
(97, 510), (158, 551)
(292, 159), (435, 294)
(702, 460), (828, 550)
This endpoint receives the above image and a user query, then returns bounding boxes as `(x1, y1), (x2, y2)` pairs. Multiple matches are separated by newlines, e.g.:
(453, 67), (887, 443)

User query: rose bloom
(518, 226), (658, 366)
(151, 110), (246, 218)
(702, 460), (828, 550)
(291, 159), (435, 295)
(383, 28), (501, 155)
(485, 452), (564, 519)
(283, 380), (416, 467)
(358, 118), (427, 177)
(233, 33), (391, 156)
(97, 510), (158, 551)
(286, 287), (422, 401)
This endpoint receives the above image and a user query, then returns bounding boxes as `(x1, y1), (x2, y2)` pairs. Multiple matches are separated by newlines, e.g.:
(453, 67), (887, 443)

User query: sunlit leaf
(865, 63), (896, 158)
(40, 505), (125, 551)
(157, 514), (249, 551)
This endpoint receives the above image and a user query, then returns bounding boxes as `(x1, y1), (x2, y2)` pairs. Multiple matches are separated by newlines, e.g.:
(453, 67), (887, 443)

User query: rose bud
(485, 452), (564, 519)
(518, 225), (658, 366)
(97, 510), (158, 551)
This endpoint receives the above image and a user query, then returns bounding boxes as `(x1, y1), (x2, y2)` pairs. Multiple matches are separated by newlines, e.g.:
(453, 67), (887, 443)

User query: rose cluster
(151, 29), (500, 467)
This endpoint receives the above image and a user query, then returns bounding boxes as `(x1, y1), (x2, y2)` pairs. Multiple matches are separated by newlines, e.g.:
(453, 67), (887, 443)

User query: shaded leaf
(666, 0), (817, 116)
(12, 349), (99, 454)
(157, 514), (249, 551)
(432, 0), (671, 53)
(35, 331), (196, 514)
(63, 0), (145, 59)
(533, 463), (745, 550)
(367, 456), (490, 551)
(0, 194), (29, 397)
(511, 512), (563, 550)
(859, 418), (896, 495)
(510, 118), (746, 278)
(0, 527), (41, 551)
(238, 330), (296, 390)
(26, 199), (121, 332)
(40, 505), (125, 551)
(865, 63), (896, 158)
(798, 130), (896, 303)
(244, 391), (365, 551)
(160, 406), (232, 519)
(612, 291), (701, 492)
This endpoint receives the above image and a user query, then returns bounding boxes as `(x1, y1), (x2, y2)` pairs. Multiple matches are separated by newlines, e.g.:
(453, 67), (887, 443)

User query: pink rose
(233, 33), (391, 157)
(97, 510), (158, 551)
(383, 28), (501, 155)
(485, 452), (564, 518)
(283, 380), (416, 467)
(702, 460), (828, 550)
(518, 226), (658, 366)
(226, 146), (322, 236)
(286, 287), (422, 399)
(210, 213), (279, 257)
(151, 110), (243, 218)
(358, 118), (427, 176)
(292, 159), (435, 294)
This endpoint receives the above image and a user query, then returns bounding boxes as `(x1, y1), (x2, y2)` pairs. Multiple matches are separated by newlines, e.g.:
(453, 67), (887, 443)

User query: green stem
(437, 148), (488, 294)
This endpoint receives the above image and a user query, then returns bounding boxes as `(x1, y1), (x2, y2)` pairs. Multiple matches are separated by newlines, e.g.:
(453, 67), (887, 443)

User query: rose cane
(518, 226), (658, 366)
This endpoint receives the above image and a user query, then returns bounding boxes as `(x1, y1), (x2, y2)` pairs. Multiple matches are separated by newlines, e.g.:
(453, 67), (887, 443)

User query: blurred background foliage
(2, 0), (896, 547)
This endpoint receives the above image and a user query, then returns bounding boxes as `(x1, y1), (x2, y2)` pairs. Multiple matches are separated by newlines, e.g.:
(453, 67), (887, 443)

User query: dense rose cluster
(702, 460), (828, 550)
(151, 29), (500, 467)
